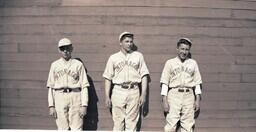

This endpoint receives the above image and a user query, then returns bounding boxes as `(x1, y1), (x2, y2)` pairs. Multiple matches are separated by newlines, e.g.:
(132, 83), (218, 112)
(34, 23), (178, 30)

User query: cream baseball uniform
(103, 51), (149, 131)
(160, 57), (202, 132)
(47, 58), (89, 130)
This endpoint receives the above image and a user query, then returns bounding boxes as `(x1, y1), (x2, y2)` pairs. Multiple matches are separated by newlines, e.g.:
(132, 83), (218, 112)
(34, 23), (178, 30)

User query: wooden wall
(0, 0), (256, 131)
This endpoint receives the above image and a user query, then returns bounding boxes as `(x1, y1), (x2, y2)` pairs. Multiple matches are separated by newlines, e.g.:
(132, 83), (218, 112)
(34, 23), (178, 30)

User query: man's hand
(80, 106), (87, 118)
(194, 99), (200, 112)
(162, 96), (169, 113)
(49, 107), (57, 119)
(139, 95), (146, 107)
(105, 97), (112, 108)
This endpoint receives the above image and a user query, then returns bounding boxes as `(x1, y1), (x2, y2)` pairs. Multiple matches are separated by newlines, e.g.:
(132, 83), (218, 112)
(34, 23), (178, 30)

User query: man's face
(120, 37), (134, 53)
(177, 43), (190, 61)
(59, 45), (73, 60)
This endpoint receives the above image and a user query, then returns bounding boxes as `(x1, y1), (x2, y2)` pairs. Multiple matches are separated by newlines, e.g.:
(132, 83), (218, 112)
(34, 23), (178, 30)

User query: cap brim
(58, 43), (72, 47)
(119, 32), (133, 41)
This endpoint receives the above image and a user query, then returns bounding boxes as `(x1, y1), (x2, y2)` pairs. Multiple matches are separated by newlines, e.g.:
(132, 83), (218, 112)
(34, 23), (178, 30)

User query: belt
(178, 89), (190, 92)
(169, 87), (191, 93)
(54, 87), (81, 93)
(116, 82), (139, 89)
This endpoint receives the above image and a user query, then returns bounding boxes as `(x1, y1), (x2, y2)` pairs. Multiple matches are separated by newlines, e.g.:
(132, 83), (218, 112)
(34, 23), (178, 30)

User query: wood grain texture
(0, 0), (256, 131)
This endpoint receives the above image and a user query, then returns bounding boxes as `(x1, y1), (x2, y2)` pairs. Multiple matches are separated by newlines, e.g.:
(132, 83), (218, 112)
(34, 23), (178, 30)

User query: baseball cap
(119, 31), (133, 42)
(178, 37), (192, 46)
(58, 38), (72, 47)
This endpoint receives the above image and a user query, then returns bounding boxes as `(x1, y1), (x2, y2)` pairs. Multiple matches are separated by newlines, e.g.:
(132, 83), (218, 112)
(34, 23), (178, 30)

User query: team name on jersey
(170, 66), (194, 78)
(54, 69), (79, 81)
(115, 60), (139, 73)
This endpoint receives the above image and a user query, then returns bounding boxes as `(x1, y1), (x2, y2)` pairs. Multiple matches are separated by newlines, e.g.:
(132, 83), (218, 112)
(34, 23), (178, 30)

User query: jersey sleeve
(48, 88), (55, 107)
(79, 64), (89, 106)
(139, 54), (150, 78)
(194, 84), (202, 95)
(81, 87), (89, 106)
(79, 64), (90, 89)
(193, 61), (202, 86)
(103, 56), (114, 80)
(161, 83), (169, 96)
(46, 63), (55, 88)
(160, 61), (171, 86)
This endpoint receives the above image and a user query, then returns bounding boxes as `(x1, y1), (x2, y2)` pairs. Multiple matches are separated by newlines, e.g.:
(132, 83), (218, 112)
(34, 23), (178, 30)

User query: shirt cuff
(103, 74), (112, 81)
(81, 87), (89, 106)
(161, 84), (169, 96)
(195, 84), (202, 95)
(48, 88), (55, 107)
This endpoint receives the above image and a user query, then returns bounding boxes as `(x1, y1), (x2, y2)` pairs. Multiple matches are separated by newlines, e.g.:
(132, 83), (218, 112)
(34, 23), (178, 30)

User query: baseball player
(103, 32), (150, 131)
(160, 38), (202, 132)
(47, 38), (89, 130)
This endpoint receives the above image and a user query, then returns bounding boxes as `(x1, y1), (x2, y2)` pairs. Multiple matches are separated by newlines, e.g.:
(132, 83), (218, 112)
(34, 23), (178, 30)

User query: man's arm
(161, 84), (169, 113)
(105, 79), (112, 108)
(80, 87), (89, 118)
(139, 75), (148, 106)
(48, 88), (57, 118)
(194, 84), (202, 112)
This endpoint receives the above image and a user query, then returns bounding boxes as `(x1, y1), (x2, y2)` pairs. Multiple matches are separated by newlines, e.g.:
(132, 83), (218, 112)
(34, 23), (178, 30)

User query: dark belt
(116, 82), (139, 89)
(54, 87), (81, 93)
(178, 88), (190, 92)
(169, 86), (192, 93)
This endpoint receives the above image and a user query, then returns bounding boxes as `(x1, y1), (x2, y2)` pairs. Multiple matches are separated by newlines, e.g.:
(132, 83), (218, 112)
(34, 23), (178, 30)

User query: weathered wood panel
(1, 0), (256, 131)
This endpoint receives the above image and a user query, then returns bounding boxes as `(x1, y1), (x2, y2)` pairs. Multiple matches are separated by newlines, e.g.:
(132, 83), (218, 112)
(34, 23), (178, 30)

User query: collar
(60, 57), (72, 63)
(175, 56), (189, 64)
(119, 50), (134, 57)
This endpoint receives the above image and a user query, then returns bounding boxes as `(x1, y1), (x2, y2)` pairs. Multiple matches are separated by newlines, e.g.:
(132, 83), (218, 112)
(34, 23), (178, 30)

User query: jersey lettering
(115, 60), (139, 73)
(54, 68), (78, 81)
(170, 66), (194, 78)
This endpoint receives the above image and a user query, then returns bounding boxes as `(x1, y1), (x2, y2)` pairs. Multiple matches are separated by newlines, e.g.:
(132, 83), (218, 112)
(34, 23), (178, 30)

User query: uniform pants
(111, 85), (140, 131)
(164, 88), (195, 132)
(54, 91), (83, 130)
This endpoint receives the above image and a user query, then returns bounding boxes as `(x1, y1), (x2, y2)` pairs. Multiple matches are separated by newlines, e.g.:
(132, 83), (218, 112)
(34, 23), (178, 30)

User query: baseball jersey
(47, 58), (90, 89)
(160, 57), (202, 88)
(103, 51), (149, 84)
(47, 58), (90, 106)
